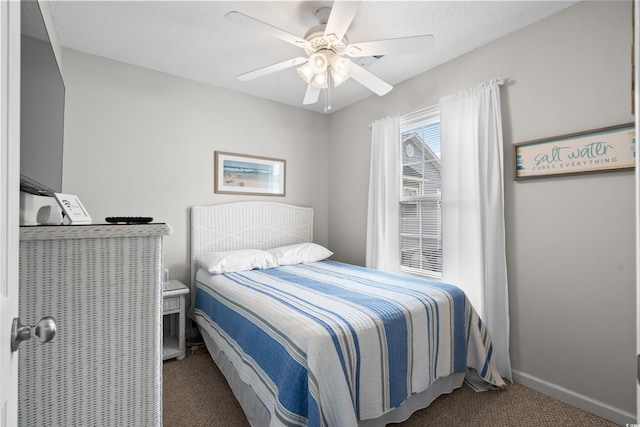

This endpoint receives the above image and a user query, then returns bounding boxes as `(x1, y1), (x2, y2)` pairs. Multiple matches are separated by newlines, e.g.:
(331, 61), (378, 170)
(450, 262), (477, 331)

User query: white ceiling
(48, 0), (580, 114)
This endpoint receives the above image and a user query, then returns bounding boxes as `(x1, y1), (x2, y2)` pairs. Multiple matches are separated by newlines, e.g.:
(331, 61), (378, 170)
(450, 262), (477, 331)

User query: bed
(190, 201), (505, 427)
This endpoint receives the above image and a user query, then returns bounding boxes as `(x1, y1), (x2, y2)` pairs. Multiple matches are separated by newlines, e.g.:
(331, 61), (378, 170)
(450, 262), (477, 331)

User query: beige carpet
(163, 345), (618, 427)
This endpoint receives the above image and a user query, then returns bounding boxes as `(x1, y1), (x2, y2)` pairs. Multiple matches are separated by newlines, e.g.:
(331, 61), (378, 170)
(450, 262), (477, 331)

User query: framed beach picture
(214, 151), (286, 196)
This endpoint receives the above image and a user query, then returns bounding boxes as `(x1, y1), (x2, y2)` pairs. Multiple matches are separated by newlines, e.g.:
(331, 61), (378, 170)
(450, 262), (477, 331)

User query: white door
(0, 1), (21, 426)
(636, 0), (640, 421)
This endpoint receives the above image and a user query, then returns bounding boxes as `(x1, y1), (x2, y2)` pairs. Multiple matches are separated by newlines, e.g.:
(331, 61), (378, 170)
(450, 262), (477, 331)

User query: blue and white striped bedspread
(195, 260), (505, 427)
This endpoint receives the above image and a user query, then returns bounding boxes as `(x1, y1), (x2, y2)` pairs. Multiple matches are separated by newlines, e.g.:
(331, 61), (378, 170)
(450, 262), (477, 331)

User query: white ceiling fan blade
(345, 35), (435, 57)
(349, 62), (393, 96)
(237, 57), (308, 81)
(303, 84), (321, 105)
(324, 1), (362, 43)
(225, 11), (309, 49)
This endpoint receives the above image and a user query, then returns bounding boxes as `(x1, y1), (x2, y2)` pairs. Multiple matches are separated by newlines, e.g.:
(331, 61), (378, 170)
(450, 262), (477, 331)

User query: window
(399, 108), (441, 278)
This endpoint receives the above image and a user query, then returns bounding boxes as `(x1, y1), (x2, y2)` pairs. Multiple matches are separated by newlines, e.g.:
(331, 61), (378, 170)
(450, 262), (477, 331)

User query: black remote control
(105, 216), (153, 224)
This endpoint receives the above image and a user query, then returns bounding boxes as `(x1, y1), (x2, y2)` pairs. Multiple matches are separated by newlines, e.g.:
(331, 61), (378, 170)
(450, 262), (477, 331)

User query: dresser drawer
(163, 296), (181, 313)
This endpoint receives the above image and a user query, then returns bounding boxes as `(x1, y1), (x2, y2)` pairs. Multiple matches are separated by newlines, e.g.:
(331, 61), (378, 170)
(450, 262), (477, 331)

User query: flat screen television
(20, 0), (65, 196)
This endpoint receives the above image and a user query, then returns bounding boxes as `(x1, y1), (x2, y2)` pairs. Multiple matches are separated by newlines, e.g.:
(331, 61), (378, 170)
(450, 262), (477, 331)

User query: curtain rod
(369, 78), (507, 129)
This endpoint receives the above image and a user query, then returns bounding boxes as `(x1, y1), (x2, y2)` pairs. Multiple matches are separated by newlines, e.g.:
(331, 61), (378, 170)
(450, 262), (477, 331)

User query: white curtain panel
(365, 116), (401, 273)
(439, 79), (512, 380)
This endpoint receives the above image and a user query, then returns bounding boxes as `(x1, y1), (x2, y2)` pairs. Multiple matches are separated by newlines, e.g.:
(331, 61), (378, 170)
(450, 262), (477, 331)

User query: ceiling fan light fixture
(297, 62), (314, 84)
(299, 50), (335, 89)
(330, 68), (349, 87)
(309, 52), (329, 73)
(330, 55), (352, 86)
(311, 71), (328, 89)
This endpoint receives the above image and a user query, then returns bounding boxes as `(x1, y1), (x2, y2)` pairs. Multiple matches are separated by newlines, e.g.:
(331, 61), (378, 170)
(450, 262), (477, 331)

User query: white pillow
(197, 249), (278, 274)
(266, 243), (333, 266)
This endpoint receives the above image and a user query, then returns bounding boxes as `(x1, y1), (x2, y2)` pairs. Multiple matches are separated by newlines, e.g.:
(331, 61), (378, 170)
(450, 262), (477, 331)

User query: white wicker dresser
(18, 223), (172, 427)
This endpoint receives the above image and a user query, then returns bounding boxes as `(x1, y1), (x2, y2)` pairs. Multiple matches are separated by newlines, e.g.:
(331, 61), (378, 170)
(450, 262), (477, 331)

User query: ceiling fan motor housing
(303, 7), (348, 57)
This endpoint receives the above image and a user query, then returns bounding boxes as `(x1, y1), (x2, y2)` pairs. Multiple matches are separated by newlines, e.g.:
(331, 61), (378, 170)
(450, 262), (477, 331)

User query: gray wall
(61, 49), (330, 291)
(60, 0), (635, 423)
(327, 1), (634, 422)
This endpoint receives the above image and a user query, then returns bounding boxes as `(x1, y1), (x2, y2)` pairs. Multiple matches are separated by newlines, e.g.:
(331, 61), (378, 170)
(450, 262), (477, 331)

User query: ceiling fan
(225, 1), (434, 108)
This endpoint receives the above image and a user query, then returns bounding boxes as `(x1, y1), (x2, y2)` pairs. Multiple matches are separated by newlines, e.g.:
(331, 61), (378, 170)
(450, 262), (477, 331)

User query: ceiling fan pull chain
(324, 73), (332, 113)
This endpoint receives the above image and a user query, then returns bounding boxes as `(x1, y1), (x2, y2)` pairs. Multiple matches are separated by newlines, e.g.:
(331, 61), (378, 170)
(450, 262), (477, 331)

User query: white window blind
(399, 107), (441, 278)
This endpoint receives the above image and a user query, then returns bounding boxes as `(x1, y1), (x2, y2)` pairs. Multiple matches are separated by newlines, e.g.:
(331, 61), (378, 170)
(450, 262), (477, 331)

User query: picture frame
(54, 193), (92, 224)
(513, 123), (635, 180)
(214, 151), (286, 196)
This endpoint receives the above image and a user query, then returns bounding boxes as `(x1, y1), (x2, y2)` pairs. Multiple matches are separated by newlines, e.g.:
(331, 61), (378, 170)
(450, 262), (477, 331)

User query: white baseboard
(512, 370), (635, 425)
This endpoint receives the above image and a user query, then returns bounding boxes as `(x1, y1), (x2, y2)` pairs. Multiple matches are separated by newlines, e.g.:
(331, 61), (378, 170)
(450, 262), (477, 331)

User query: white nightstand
(162, 279), (190, 361)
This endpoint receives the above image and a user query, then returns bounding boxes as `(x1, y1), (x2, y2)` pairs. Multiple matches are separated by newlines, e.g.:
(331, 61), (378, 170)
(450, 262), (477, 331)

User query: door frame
(0, 0), (21, 426)
(635, 0), (639, 422)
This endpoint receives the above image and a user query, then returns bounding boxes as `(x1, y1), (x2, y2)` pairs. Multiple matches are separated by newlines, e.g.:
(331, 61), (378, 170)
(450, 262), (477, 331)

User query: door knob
(11, 316), (57, 352)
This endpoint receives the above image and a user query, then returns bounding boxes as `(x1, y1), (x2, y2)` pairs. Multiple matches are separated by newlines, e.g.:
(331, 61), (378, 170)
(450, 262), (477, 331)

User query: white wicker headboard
(190, 201), (314, 302)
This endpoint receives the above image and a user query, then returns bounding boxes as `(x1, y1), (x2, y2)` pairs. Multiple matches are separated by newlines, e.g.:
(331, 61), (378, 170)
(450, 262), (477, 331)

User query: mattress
(194, 260), (505, 427)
